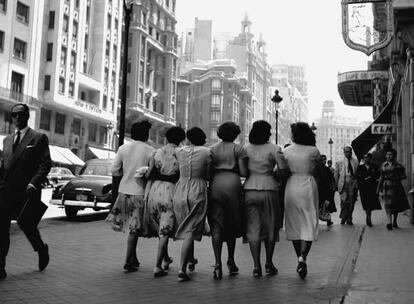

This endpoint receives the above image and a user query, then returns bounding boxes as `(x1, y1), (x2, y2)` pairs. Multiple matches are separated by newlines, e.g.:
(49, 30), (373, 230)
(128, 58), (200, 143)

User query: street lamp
(271, 89), (283, 144)
(328, 137), (333, 162)
(107, 122), (114, 158)
(118, 0), (134, 147)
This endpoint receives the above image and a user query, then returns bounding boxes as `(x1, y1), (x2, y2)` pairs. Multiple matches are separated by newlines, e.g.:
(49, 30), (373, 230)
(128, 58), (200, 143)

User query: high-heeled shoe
(253, 266), (262, 278)
(163, 256), (173, 270)
(392, 222), (399, 229)
(227, 260), (239, 276)
(188, 258), (198, 272)
(265, 263), (278, 276)
(123, 263), (138, 273)
(178, 270), (191, 282)
(153, 267), (168, 278)
(386, 223), (393, 230)
(297, 261), (307, 279)
(131, 257), (140, 268)
(213, 264), (223, 280)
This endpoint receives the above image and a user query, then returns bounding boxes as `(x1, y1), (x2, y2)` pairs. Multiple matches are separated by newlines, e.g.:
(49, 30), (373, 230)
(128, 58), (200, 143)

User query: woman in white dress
(284, 122), (321, 279)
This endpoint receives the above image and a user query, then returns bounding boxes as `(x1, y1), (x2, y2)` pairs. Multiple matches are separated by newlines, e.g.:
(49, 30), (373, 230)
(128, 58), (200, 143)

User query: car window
(81, 164), (111, 176)
(62, 168), (73, 175)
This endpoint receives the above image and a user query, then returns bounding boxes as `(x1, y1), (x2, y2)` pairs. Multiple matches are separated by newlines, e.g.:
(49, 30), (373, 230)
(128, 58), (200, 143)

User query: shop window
(40, 108), (51, 131)
(88, 122), (97, 142)
(55, 112), (66, 134)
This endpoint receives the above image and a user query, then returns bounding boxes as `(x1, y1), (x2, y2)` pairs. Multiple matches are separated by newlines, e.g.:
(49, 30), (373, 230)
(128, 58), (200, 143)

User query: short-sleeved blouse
(210, 141), (247, 173)
(243, 143), (285, 191)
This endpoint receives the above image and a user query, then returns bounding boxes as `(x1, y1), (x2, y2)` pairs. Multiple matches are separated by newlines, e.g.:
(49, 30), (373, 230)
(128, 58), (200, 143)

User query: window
(70, 51), (76, 70)
(40, 108), (51, 131)
(103, 95), (107, 110)
(105, 41), (110, 56)
(162, 57), (166, 69)
(161, 78), (165, 91)
(86, 5), (90, 21)
(211, 95), (221, 108)
(44, 75), (51, 90)
(99, 126), (107, 144)
(63, 15), (69, 33)
(110, 98), (114, 112)
(46, 43), (53, 61)
(88, 123), (97, 141)
(141, 11), (147, 25)
(0, 31), (4, 52)
(16, 2), (29, 24)
(58, 77), (65, 94)
(72, 21), (78, 38)
(13, 38), (26, 60)
(211, 110), (220, 122)
(127, 60), (131, 73)
(75, 0), (79, 9)
(11, 71), (24, 95)
(60, 47), (67, 66)
(107, 13), (111, 29)
(212, 79), (221, 89)
(0, 0), (6, 13)
(104, 68), (109, 83)
(48, 11), (55, 29)
(115, 18), (118, 31)
(55, 112), (66, 134)
(68, 82), (74, 97)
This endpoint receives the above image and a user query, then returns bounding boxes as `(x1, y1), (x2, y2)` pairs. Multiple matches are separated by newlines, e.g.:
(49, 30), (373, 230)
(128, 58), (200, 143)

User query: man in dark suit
(0, 103), (52, 279)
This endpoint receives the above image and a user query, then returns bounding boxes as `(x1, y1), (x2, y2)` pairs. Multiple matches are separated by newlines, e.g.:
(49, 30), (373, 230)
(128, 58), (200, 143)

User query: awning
(49, 145), (85, 166)
(88, 146), (116, 159)
(351, 100), (393, 160)
(49, 145), (72, 165)
(54, 146), (84, 166)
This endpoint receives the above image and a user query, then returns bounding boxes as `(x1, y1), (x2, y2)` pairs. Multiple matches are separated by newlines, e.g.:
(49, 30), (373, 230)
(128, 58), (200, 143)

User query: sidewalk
(0, 202), (413, 304)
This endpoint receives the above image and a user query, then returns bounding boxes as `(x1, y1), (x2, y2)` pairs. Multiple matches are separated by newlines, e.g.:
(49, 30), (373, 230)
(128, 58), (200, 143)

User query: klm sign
(371, 124), (395, 134)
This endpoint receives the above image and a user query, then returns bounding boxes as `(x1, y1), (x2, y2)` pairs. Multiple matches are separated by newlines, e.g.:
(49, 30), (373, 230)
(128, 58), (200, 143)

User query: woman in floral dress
(173, 127), (211, 282)
(145, 126), (186, 277)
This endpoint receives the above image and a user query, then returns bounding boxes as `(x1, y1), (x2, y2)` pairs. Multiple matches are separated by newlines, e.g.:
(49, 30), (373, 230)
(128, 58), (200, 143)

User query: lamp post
(271, 89), (283, 144)
(107, 122), (114, 158)
(328, 137), (333, 162)
(118, 0), (133, 147)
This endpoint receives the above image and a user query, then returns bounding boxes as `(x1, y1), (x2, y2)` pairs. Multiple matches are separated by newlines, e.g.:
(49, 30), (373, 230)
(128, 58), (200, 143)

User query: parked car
(47, 167), (75, 187)
(50, 159), (113, 218)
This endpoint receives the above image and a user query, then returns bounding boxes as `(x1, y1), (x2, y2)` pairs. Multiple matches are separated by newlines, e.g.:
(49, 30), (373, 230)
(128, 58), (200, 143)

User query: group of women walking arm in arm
(106, 119), (329, 281)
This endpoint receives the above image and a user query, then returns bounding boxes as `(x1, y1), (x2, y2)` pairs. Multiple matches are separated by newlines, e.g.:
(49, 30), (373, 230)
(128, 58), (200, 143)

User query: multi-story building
(124, 0), (178, 146)
(338, 1), (414, 222)
(314, 100), (368, 163)
(178, 59), (251, 145)
(0, 0), (122, 164)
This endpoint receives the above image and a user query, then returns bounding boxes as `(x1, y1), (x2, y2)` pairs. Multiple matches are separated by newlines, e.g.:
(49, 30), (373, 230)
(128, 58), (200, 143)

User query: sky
(175, 0), (374, 123)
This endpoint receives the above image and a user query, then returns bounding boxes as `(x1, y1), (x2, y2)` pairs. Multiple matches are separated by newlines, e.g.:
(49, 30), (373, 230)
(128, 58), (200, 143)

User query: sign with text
(371, 123), (395, 134)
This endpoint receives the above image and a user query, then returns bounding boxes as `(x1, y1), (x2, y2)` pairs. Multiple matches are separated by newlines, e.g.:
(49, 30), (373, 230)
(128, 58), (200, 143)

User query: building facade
(124, 0), (178, 147)
(0, 0), (122, 164)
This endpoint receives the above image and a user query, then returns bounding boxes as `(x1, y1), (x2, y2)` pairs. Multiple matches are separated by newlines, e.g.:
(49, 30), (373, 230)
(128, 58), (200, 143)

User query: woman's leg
(179, 238), (193, 273)
(264, 238), (275, 266)
(300, 240), (312, 260)
(392, 211), (399, 228)
(385, 206), (392, 229)
(226, 238), (236, 263)
(125, 233), (139, 271)
(292, 240), (301, 257)
(156, 236), (169, 268)
(366, 210), (372, 226)
(249, 241), (261, 269)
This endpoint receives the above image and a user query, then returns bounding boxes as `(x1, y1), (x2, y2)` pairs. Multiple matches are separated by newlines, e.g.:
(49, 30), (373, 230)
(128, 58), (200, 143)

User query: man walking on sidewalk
(334, 146), (359, 225)
(0, 103), (52, 279)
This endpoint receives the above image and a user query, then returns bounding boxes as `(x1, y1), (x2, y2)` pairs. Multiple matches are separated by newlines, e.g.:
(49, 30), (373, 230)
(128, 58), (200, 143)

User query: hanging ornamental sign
(342, 0), (394, 55)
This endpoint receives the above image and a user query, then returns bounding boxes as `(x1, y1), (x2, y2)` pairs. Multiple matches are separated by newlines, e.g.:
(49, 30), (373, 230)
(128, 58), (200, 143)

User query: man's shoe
(346, 221), (353, 226)
(0, 269), (6, 279)
(38, 244), (49, 271)
(340, 219), (346, 225)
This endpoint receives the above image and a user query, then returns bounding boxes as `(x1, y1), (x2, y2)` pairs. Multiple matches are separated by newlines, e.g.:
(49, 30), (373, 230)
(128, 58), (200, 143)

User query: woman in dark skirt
(377, 148), (410, 230)
(208, 122), (248, 279)
(356, 153), (381, 227)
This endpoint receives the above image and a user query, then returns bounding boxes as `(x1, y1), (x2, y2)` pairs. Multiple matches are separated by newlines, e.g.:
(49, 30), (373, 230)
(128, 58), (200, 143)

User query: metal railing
(0, 87), (40, 107)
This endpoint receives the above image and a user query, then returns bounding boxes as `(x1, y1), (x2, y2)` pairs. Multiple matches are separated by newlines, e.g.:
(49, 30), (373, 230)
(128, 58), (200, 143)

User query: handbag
(16, 197), (48, 227)
(319, 201), (331, 222)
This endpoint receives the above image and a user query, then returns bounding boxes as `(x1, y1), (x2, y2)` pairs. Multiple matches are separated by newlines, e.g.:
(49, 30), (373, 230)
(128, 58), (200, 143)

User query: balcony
(337, 70), (388, 106)
(0, 87), (40, 108)
(128, 101), (175, 126)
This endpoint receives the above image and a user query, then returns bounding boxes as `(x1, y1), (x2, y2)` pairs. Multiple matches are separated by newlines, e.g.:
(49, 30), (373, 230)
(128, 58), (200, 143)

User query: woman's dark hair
(166, 126), (186, 145)
(249, 120), (271, 144)
(131, 120), (151, 141)
(217, 121), (241, 142)
(186, 127), (206, 146)
(364, 153), (372, 159)
(291, 122), (316, 146)
(385, 148), (397, 158)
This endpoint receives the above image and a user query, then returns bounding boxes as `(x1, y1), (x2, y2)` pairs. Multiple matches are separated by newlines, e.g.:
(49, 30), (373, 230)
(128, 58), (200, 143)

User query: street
(2, 197), (414, 304)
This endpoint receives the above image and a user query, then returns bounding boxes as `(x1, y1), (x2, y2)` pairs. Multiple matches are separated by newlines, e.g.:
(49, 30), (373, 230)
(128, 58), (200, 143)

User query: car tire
(65, 206), (79, 219)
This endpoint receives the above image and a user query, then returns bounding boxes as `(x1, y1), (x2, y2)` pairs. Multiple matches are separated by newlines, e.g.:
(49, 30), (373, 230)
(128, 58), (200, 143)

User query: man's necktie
(13, 130), (21, 153)
(347, 158), (353, 175)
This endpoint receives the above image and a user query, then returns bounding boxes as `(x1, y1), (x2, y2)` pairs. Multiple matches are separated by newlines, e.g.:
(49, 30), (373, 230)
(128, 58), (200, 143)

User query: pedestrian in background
(0, 103), (52, 279)
(173, 127), (211, 282)
(106, 120), (154, 272)
(243, 120), (286, 278)
(334, 146), (359, 225)
(377, 148), (410, 230)
(319, 155), (337, 227)
(356, 153), (381, 227)
(284, 122), (320, 279)
(208, 122), (247, 280)
(144, 126), (186, 277)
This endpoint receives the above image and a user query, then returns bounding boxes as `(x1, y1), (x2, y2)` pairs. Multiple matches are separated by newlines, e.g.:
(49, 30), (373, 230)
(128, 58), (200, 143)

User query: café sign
(342, 0), (394, 55)
(371, 123), (395, 134)
(74, 100), (102, 115)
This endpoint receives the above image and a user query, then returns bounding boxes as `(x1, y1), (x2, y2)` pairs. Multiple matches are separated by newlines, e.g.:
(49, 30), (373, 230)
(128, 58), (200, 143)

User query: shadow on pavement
(44, 211), (109, 223)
